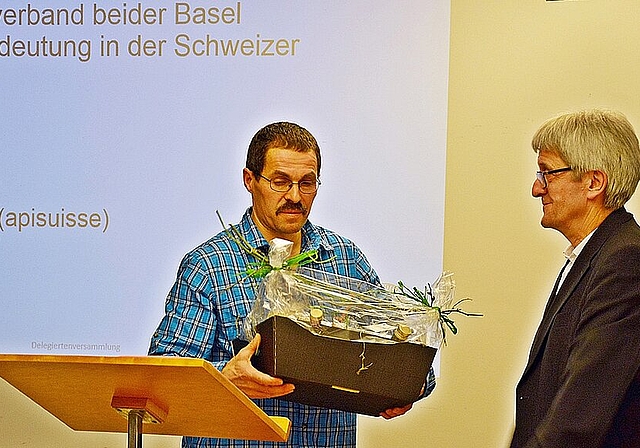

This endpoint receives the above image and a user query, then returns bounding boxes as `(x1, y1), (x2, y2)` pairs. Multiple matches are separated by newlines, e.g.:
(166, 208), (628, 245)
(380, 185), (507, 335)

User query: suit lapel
(523, 259), (587, 375)
(521, 208), (632, 379)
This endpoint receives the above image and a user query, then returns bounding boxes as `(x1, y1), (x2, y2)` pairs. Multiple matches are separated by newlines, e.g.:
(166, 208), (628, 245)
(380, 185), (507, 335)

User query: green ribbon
(244, 248), (320, 279)
(216, 210), (324, 280)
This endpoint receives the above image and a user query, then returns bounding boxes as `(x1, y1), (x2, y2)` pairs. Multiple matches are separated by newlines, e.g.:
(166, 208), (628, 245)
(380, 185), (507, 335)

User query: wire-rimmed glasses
(258, 174), (321, 194)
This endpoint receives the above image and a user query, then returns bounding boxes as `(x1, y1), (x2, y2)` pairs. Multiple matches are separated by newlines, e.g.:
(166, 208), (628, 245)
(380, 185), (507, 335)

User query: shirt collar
(563, 229), (596, 263)
(240, 207), (334, 255)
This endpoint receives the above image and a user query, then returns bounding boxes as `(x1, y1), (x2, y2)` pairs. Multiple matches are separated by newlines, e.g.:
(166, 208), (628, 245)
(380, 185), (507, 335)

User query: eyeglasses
(258, 174), (321, 194)
(535, 167), (572, 189)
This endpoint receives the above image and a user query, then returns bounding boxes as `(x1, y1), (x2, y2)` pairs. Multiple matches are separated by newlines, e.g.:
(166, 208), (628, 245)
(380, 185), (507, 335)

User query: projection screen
(0, 1), (450, 356)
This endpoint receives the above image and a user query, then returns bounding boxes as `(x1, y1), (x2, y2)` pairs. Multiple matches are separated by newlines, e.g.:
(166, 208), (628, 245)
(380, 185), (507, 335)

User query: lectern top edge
(0, 353), (291, 443)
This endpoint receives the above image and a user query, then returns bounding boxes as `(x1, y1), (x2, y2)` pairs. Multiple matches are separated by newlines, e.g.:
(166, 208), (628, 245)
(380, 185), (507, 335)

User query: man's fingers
(238, 334), (261, 358)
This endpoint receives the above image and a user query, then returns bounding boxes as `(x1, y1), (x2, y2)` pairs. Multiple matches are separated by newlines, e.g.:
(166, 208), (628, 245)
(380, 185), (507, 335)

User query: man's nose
(284, 183), (302, 201)
(532, 178), (546, 197)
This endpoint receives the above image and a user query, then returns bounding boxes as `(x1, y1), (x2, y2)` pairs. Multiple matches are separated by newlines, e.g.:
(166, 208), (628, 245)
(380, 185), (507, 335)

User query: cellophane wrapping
(242, 241), (455, 348)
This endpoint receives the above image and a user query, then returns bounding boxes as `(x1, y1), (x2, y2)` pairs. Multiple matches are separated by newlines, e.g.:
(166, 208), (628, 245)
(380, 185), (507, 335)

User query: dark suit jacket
(511, 208), (640, 448)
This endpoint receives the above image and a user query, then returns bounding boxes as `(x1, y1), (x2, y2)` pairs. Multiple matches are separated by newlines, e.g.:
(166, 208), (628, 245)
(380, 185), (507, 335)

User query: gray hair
(532, 109), (640, 209)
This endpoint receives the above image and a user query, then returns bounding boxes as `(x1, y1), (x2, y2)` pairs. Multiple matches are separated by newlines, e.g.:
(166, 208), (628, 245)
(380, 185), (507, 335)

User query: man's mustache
(276, 202), (307, 215)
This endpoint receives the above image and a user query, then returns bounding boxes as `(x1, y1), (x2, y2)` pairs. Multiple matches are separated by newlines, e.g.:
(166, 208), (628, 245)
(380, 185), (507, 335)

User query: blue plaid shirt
(149, 208), (435, 448)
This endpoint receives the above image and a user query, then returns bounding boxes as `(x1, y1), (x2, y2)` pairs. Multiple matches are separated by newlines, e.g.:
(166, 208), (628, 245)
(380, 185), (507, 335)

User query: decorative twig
(216, 210), (330, 281)
(395, 280), (481, 345)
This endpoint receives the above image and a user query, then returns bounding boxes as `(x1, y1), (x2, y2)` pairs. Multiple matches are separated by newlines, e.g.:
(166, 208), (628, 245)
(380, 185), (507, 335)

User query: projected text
(0, 207), (110, 233)
(0, 2), (302, 62)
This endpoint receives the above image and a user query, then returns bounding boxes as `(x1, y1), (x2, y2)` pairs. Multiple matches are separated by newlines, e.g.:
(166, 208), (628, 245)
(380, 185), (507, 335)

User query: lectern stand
(0, 354), (291, 447)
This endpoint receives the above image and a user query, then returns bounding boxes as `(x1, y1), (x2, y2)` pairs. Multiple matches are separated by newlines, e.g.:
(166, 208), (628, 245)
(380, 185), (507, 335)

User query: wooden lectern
(0, 354), (290, 448)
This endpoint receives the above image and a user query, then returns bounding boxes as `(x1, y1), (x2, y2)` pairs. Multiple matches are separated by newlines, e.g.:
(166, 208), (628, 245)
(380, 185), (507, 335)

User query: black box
(253, 315), (437, 416)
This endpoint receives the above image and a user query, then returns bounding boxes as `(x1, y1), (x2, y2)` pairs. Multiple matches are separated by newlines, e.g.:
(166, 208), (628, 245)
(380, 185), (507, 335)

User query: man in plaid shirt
(149, 122), (436, 448)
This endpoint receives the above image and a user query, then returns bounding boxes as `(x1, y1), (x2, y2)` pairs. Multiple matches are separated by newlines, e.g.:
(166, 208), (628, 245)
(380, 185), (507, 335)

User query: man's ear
(586, 169), (608, 200)
(243, 168), (254, 193)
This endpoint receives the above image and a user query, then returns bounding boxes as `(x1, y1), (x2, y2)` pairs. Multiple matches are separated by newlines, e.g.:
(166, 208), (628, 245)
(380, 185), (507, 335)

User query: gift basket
(216, 211), (480, 415)
(242, 238), (474, 350)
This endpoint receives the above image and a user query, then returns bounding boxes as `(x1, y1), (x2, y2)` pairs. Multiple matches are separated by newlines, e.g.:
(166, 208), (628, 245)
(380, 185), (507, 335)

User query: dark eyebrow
(270, 170), (317, 180)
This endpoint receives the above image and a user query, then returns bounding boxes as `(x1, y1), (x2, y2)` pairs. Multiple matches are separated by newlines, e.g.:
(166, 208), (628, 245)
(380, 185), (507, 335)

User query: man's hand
(379, 403), (413, 420)
(222, 334), (295, 399)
